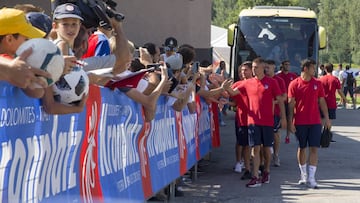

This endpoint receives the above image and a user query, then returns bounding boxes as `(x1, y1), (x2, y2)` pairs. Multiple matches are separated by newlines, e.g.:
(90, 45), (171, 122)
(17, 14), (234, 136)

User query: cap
(165, 54), (183, 70)
(164, 37), (178, 48)
(0, 8), (45, 39)
(26, 12), (52, 36)
(53, 3), (83, 21)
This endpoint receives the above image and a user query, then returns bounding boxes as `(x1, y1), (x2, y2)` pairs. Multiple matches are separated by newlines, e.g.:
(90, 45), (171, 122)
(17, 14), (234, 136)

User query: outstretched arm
(110, 18), (131, 75)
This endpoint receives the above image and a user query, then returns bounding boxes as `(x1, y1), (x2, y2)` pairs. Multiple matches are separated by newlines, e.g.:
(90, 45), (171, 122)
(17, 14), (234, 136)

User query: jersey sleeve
(288, 79), (296, 98)
(317, 80), (325, 98)
(272, 78), (282, 98)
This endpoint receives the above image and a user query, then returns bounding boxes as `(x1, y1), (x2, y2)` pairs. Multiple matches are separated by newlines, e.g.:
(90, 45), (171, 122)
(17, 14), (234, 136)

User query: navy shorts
(273, 115), (281, 133)
(248, 125), (274, 147)
(320, 108), (336, 120)
(295, 124), (322, 148)
(343, 86), (354, 98)
(235, 125), (249, 146)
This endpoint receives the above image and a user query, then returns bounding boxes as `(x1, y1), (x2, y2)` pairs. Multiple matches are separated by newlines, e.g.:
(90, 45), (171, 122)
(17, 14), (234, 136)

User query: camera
(52, 0), (125, 30)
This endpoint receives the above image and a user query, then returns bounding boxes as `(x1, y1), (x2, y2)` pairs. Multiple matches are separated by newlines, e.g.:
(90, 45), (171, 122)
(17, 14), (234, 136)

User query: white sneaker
(273, 155), (280, 167)
(234, 162), (242, 173)
(298, 174), (307, 185)
(307, 178), (318, 189)
(220, 121), (226, 126)
(240, 160), (245, 169)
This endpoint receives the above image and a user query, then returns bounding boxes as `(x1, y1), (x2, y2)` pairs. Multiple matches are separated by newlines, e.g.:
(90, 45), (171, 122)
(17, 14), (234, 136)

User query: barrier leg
(191, 163), (198, 181)
(168, 181), (176, 200)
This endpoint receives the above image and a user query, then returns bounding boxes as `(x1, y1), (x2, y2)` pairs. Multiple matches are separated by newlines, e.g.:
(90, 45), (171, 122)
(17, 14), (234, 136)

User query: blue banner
(0, 82), (214, 202)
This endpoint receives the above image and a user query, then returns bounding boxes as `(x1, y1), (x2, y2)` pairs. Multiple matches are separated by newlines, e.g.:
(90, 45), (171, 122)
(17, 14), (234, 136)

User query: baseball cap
(26, 12), (52, 36)
(164, 37), (178, 48)
(165, 54), (183, 70)
(53, 3), (84, 21)
(0, 8), (45, 39)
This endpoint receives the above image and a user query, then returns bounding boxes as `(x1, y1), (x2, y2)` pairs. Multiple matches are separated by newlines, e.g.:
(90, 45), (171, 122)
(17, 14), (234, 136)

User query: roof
(239, 6), (317, 19)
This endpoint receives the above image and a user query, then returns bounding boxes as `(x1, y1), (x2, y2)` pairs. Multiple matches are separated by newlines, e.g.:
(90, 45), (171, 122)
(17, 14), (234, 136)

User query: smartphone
(168, 77), (179, 93)
(146, 63), (161, 71)
(133, 49), (140, 58)
(192, 61), (200, 73)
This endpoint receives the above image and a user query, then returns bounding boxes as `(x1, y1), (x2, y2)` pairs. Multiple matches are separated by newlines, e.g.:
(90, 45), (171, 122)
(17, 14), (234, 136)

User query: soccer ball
(15, 38), (64, 87)
(53, 67), (89, 105)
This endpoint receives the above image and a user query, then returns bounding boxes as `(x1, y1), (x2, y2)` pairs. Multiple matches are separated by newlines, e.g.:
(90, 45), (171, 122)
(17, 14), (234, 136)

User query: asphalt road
(169, 108), (360, 203)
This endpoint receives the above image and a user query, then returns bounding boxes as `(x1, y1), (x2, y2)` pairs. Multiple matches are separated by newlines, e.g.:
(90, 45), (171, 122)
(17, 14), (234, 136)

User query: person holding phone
(215, 61), (229, 125)
(165, 54), (197, 112)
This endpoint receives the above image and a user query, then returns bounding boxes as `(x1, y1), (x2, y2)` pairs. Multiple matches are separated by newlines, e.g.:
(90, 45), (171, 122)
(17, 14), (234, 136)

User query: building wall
(119, 0), (211, 48)
(1, 0), (211, 49)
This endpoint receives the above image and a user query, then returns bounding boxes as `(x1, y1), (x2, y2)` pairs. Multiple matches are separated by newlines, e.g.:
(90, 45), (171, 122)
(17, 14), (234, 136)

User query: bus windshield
(236, 16), (317, 75)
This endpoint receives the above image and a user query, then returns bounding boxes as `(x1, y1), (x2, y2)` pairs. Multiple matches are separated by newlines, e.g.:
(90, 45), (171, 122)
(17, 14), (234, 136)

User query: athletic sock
(299, 164), (307, 176)
(308, 165), (317, 180)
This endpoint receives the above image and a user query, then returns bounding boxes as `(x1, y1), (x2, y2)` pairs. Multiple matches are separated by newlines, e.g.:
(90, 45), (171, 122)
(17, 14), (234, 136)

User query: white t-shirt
(332, 70), (339, 78)
(341, 71), (355, 87)
(339, 70), (345, 81)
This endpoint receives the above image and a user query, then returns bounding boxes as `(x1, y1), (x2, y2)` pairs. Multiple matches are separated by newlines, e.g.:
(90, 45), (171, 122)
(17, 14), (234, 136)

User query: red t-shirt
(277, 71), (298, 88)
(319, 75), (341, 109)
(273, 75), (286, 116)
(288, 77), (325, 125)
(231, 81), (248, 126)
(237, 76), (282, 126)
(277, 71), (297, 103)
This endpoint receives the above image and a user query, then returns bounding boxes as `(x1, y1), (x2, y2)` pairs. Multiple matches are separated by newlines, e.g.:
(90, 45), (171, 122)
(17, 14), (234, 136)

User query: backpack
(346, 71), (355, 87)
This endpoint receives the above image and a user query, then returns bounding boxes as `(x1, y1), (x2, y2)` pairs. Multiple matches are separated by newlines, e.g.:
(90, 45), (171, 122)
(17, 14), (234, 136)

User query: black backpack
(346, 72), (355, 87)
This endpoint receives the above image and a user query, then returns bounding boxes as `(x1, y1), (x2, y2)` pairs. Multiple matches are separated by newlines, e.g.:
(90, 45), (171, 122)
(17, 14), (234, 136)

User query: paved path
(170, 108), (360, 203)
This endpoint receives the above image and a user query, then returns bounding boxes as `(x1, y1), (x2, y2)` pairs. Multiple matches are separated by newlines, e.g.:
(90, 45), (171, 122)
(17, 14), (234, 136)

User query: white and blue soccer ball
(53, 67), (89, 105)
(15, 38), (64, 87)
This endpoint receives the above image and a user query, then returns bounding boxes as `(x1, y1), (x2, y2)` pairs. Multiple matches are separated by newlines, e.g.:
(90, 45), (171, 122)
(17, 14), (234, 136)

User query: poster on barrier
(0, 83), (85, 203)
(179, 107), (197, 171)
(197, 97), (212, 158)
(0, 82), (214, 202)
(94, 88), (144, 201)
(146, 96), (180, 193)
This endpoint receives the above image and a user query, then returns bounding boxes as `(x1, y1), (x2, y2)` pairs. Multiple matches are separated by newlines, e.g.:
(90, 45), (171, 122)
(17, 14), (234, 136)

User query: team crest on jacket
(314, 84), (318, 90)
(264, 84), (269, 89)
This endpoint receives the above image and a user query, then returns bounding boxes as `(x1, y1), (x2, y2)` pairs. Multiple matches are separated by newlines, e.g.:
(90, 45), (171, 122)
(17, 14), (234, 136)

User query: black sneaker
(259, 165), (265, 175)
(241, 170), (252, 180)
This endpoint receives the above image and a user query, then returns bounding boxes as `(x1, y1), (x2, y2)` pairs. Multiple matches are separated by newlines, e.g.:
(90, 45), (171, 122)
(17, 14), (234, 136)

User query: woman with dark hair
(143, 42), (160, 63)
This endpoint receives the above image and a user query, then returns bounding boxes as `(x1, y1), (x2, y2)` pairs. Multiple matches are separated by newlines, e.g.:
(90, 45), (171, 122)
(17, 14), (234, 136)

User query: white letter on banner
(68, 130), (82, 189)
(0, 141), (12, 200)
(110, 124), (118, 173)
(120, 123), (128, 188)
(23, 136), (38, 202)
(8, 139), (26, 201)
(116, 124), (122, 171)
(51, 131), (67, 196)
(99, 103), (111, 176)
(64, 116), (81, 190)
(36, 134), (52, 201)
(0, 108), (6, 127)
(46, 116), (58, 198)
